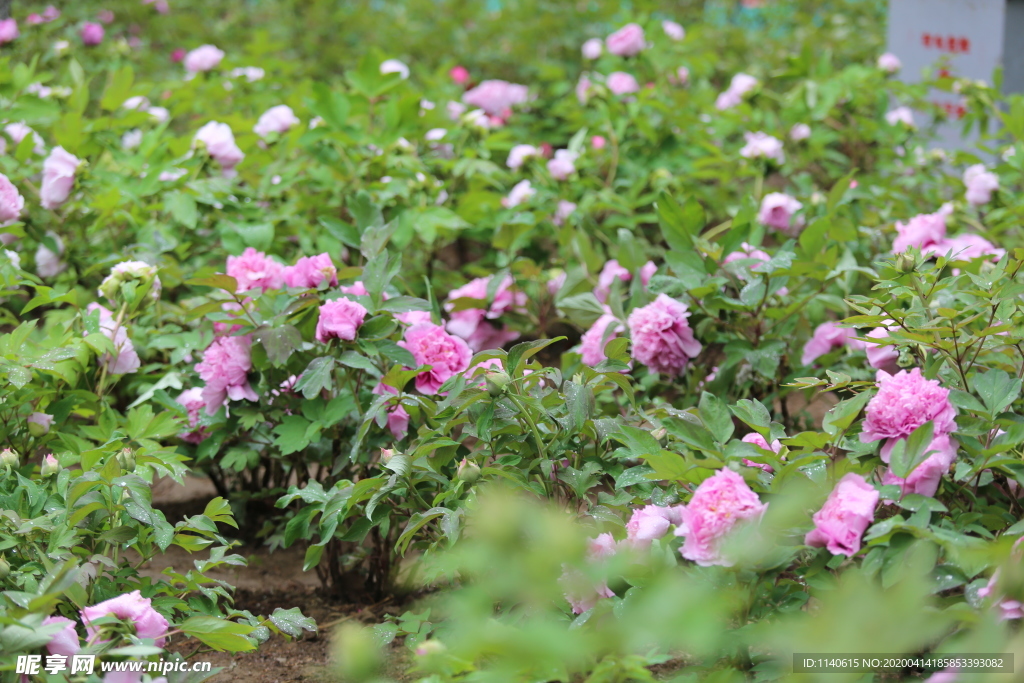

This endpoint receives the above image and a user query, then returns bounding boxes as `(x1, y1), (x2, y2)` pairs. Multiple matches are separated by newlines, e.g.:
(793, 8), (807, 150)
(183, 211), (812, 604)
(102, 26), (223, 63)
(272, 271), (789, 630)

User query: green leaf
(309, 83), (351, 130)
(662, 416), (720, 455)
(890, 422), (936, 480)
(558, 293), (607, 327)
(180, 616), (256, 652)
(254, 325), (302, 366)
(506, 337), (565, 377)
(973, 368), (1021, 416)
(730, 399), (772, 434)
(186, 274), (239, 293)
(657, 192), (704, 251)
(396, 507), (450, 554)
(698, 392), (734, 443)
(294, 357), (336, 399)
(269, 607), (318, 638)
(821, 390), (873, 437)
(100, 65), (134, 110)
(339, 350), (378, 373)
(274, 415), (314, 456)
(165, 191), (198, 229)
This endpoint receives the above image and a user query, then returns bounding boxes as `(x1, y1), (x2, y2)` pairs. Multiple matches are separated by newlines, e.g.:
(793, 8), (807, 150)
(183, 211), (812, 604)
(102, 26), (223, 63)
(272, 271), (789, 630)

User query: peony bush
(1, 0), (1023, 681)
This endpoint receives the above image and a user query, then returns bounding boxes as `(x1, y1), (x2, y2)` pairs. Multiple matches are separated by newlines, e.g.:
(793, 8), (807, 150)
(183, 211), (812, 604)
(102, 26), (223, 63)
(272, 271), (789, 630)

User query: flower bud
(27, 412), (54, 437)
(41, 454), (60, 477)
(116, 447), (136, 472)
(380, 448), (395, 464)
(484, 370), (511, 397)
(896, 253), (916, 274)
(897, 347), (915, 368)
(651, 427), (667, 441)
(457, 458), (481, 484)
(0, 555), (9, 580)
(0, 448), (19, 469)
(98, 261), (162, 304)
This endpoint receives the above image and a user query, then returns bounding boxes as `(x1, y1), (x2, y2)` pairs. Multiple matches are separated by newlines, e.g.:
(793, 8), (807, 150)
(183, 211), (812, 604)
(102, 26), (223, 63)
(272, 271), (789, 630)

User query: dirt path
(149, 476), (341, 682)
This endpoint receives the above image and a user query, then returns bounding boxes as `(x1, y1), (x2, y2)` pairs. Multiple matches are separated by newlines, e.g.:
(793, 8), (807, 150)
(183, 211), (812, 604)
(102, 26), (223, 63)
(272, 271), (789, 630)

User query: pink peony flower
(758, 192), (803, 235)
(715, 73), (758, 110)
(98, 10), (115, 24)
(43, 5), (60, 20)
(581, 38), (603, 60)
(171, 47), (186, 62)
(881, 433), (958, 497)
(790, 123), (811, 141)
(42, 616), (80, 656)
(977, 567), (1024, 621)
(547, 149), (577, 180)
(399, 323), (472, 394)
(315, 298), (368, 342)
(580, 313), (625, 366)
(81, 590), (169, 645)
(675, 469), (768, 566)
(562, 533), (618, 613)
(892, 206), (951, 253)
(226, 248), (284, 293)
(670, 66), (690, 86)
(606, 23), (646, 56)
(863, 326), (900, 374)
(662, 20), (685, 41)
(594, 259), (656, 302)
(742, 432), (781, 453)
(802, 322), (859, 365)
(86, 303), (141, 375)
(4, 122), (45, 155)
(176, 388), (209, 444)
(507, 144), (539, 170)
(80, 22), (105, 46)
(502, 179), (535, 208)
(449, 65), (470, 84)
(805, 473), (879, 556)
(861, 368), (957, 462)
(144, 0), (171, 13)
(27, 14), (44, 25)
(195, 335), (258, 414)
(0, 173), (25, 224)
(963, 164), (998, 206)
(722, 242), (771, 272)
(253, 104), (300, 139)
(40, 147), (82, 210)
(184, 45), (224, 72)
(445, 274), (525, 352)
(553, 200), (576, 226)
(877, 52), (902, 73)
(28, 412), (54, 434)
(339, 280), (369, 297)
(462, 80), (529, 117)
(885, 106), (915, 127)
(626, 505), (675, 548)
(576, 74), (593, 104)
(373, 382), (410, 439)
(380, 59), (409, 79)
(607, 71), (640, 95)
(283, 253), (338, 289)
(627, 294), (701, 377)
(740, 132), (785, 164)
(547, 271), (567, 295)
(194, 121), (244, 171)
(741, 432), (782, 472)
(0, 18), (18, 45)
(927, 233), (1005, 262)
